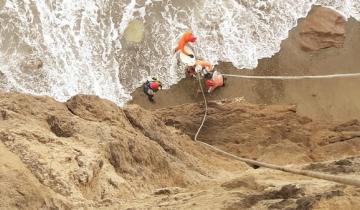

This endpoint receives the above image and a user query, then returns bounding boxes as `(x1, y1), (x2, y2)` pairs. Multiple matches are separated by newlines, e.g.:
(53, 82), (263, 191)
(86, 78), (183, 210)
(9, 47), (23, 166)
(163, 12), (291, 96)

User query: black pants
(143, 83), (154, 101)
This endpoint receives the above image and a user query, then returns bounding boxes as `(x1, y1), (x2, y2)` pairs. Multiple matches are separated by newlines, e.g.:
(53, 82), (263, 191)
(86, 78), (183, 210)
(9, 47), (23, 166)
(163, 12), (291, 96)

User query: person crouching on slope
(205, 71), (224, 94)
(174, 31), (197, 58)
(143, 78), (162, 102)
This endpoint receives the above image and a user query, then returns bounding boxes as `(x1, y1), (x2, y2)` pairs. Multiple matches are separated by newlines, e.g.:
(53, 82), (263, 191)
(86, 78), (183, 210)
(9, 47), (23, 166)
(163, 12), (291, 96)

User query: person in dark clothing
(143, 78), (162, 102)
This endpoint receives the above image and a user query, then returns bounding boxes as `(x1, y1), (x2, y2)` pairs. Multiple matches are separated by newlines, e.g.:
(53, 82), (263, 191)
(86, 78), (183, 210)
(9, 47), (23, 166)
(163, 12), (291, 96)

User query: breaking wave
(0, 0), (359, 105)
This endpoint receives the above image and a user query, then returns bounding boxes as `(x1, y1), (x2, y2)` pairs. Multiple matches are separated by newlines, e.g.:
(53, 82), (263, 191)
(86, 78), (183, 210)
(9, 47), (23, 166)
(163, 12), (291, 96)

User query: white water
(0, 0), (359, 105)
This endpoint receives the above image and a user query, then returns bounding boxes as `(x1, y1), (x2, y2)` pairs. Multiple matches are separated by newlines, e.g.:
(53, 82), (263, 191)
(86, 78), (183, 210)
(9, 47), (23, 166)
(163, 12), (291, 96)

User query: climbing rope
(194, 72), (360, 187)
(194, 72), (208, 141)
(222, 72), (360, 80)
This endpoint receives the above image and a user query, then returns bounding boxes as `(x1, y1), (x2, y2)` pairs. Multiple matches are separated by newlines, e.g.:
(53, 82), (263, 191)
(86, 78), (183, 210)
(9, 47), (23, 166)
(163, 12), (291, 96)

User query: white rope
(194, 73), (208, 141)
(196, 140), (360, 187)
(222, 73), (360, 80)
(194, 72), (360, 187)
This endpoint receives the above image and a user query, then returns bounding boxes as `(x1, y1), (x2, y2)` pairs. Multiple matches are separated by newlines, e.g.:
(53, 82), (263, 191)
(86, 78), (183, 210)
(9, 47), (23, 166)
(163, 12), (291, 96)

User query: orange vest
(175, 32), (194, 56)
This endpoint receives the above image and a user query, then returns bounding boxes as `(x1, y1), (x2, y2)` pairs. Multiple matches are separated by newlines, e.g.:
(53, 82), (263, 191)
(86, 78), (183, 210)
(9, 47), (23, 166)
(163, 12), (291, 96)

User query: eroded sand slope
(1, 92), (359, 209)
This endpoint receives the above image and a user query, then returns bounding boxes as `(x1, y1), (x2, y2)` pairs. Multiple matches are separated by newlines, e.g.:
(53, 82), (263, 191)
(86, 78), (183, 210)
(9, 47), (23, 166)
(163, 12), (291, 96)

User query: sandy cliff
(0, 92), (246, 209)
(1, 92), (360, 209)
(1, 5), (360, 210)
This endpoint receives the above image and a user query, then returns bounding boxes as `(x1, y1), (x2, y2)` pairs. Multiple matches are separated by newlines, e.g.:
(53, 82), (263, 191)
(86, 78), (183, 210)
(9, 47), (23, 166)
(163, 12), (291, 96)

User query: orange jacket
(175, 32), (197, 56)
(196, 60), (213, 71)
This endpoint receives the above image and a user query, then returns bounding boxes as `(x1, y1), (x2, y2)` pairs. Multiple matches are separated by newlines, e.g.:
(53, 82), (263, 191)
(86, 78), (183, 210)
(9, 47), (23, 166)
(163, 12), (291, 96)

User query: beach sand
(130, 8), (360, 121)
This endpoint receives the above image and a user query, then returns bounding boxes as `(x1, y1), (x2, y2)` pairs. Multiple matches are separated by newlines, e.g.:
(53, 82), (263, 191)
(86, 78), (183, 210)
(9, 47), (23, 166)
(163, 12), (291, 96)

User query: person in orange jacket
(174, 31), (197, 58)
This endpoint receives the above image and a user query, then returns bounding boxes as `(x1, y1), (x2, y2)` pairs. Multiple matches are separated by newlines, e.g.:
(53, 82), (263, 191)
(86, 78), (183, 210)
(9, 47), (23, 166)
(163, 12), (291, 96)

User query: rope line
(194, 72), (360, 187)
(222, 72), (360, 80)
(194, 73), (208, 141)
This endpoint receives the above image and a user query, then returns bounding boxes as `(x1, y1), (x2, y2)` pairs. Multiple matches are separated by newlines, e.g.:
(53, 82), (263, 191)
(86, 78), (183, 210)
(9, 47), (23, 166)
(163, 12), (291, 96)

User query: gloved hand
(195, 65), (202, 73)
(189, 54), (194, 58)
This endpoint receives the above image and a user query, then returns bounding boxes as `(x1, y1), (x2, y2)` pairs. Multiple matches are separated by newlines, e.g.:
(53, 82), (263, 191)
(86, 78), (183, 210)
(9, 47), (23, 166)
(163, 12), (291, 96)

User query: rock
(267, 184), (303, 199)
(303, 158), (356, 174)
(0, 109), (9, 120)
(47, 115), (76, 137)
(335, 159), (352, 166)
(227, 184), (303, 209)
(295, 190), (345, 210)
(66, 95), (127, 123)
(332, 120), (360, 132)
(221, 176), (265, 191)
(124, 105), (178, 155)
(298, 7), (346, 51)
(153, 187), (182, 195)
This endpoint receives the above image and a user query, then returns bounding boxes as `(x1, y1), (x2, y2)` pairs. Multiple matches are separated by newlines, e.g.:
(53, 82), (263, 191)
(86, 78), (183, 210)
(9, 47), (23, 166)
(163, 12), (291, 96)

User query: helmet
(189, 34), (197, 43)
(150, 82), (159, 90)
(195, 64), (202, 73)
(206, 79), (214, 87)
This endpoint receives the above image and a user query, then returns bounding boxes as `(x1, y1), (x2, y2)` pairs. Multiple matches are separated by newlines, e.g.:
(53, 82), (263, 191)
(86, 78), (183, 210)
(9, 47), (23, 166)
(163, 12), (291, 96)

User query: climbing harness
(222, 72), (360, 80)
(194, 72), (360, 187)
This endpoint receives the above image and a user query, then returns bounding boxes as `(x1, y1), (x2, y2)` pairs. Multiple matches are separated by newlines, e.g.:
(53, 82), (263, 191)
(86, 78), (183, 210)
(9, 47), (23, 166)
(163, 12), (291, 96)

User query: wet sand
(130, 14), (360, 121)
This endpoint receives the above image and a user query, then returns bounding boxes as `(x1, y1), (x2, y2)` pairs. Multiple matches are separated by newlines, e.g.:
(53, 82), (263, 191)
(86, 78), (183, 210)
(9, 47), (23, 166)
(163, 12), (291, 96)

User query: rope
(194, 73), (360, 187)
(194, 73), (208, 141)
(222, 73), (360, 80)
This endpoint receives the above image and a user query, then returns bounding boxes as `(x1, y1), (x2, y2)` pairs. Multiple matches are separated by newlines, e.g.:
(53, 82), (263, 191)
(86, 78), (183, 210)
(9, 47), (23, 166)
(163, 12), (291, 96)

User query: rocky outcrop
(156, 99), (360, 165)
(298, 7), (346, 51)
(0, 92), (246, 209)
(1, 92), (360, 209)
(0, 143), (69, 209)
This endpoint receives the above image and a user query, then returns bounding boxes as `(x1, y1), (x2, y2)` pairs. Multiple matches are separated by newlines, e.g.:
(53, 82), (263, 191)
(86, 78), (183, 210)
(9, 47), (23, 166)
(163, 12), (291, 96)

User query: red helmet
(206, 79), (214, 87)
(189, 35), (197, 43)
(150, 82), (159, 90)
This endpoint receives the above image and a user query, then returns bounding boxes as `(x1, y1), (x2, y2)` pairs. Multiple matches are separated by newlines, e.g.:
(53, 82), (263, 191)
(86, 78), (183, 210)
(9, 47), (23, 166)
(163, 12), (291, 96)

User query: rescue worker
(174, 31), (197, 58)
(186, 59), (213, 78)
(195, 60), (213, 73)
(143, 77), (162, 102)
(205, 70), (224, 93)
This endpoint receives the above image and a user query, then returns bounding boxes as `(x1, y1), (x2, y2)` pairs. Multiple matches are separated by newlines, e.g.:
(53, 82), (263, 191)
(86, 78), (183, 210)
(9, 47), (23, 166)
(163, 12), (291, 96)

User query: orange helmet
(150, 82), (159, 90)
(206, 79), (214, 87)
